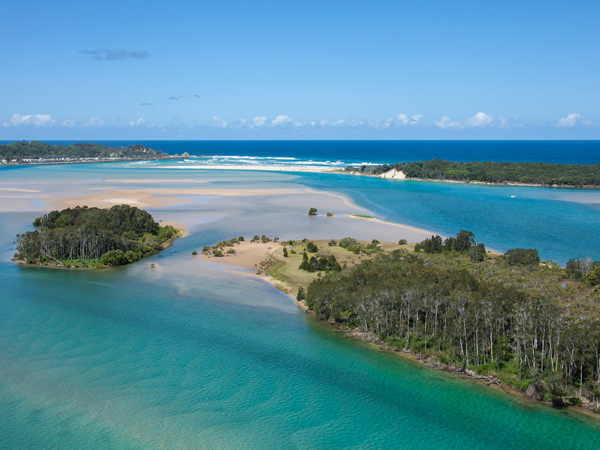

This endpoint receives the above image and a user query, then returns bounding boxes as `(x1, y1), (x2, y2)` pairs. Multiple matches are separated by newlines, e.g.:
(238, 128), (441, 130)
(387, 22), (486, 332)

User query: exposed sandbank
(345, 214), (434, 236)
(51, 187), (311, 210)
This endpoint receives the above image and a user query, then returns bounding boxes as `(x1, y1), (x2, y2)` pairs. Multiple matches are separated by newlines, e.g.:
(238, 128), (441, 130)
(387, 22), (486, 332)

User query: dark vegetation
(1, 141), (167, 163)
(299, 250), (342, 273)
(339, 237), (382, 255)
(305, 232), (600, 408)
(347, 159), (600, 187)
(15, 205), (178, 267)
(415, 230), (487, 262)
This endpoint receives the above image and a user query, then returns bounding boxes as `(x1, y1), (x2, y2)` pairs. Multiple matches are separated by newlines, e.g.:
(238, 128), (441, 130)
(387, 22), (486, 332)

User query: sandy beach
(198, 240), (279, 272)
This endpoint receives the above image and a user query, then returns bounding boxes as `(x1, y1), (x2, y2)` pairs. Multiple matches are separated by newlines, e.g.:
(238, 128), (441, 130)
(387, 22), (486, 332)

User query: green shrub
(306, 242), (318, 252)
(101, 250), (129, 266)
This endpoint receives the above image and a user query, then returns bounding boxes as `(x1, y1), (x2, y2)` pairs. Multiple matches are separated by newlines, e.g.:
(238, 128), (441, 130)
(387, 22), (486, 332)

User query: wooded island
(14, 205), (180, 268)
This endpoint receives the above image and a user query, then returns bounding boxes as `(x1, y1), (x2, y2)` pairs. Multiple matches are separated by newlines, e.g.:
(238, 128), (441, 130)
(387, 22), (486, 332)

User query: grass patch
(265, 239), (410, 297)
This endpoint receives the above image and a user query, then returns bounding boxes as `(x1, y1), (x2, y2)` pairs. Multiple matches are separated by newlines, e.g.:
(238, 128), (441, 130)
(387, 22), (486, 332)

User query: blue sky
(1, 0), (599, 139)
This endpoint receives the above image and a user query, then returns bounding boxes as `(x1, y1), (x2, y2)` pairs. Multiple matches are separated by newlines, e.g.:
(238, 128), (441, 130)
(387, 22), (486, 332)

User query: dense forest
(347, 160), (600, 187)
(305, 233), (600, 408)
(0, 141), (168, 163)
(14, 205), (179, 267)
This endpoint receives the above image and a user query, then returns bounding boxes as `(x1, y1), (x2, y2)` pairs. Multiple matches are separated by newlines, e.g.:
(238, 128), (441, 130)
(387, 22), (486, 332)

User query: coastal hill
(347, 159), (600, 188)
(0, 141), (173, 165)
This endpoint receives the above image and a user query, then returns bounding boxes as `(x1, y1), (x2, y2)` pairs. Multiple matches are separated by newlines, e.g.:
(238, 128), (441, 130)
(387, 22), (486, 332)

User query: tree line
(305, 237), (600, 407)
(0, 141), (167, 163)
(15, 205), (178, 267)
(347, 159), (600, 187)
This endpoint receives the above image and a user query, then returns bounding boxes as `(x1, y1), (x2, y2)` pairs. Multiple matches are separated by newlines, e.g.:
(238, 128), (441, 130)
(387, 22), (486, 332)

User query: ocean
(4, 139), (600, 165)
(0, 140), (599, 448)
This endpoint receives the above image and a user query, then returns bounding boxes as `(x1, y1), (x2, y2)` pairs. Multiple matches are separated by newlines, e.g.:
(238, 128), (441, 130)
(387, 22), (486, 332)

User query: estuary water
(1, 144), (600, 448)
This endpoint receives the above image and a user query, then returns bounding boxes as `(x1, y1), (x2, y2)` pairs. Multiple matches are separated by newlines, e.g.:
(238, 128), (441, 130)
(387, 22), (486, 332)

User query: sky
(1, 0), (599, 140)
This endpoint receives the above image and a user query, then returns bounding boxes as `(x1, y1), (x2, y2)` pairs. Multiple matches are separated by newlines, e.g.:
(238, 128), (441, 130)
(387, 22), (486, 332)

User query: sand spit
(345, 214), (434, 236)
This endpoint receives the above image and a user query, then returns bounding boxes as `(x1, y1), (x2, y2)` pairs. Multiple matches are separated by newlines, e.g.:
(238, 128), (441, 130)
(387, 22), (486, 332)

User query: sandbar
(52, 187), (310, 210)
(345, 214), (433, 236)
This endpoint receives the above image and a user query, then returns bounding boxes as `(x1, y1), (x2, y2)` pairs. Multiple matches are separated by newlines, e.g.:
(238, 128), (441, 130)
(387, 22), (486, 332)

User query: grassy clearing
(265, 239), (413, 296)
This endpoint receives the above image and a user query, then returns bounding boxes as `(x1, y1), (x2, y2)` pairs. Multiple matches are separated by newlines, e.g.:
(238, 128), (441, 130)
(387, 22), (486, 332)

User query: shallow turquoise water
(294, 172), (600, 263)
(1, 226), (600, 449)
(1, 163), (600, 448)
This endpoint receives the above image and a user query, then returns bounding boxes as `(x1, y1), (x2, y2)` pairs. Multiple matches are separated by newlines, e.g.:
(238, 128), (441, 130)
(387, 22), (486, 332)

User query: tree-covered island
(0, 141), (183, 165)
(347, 159), (600, 188)
(14, 205), (181, 268)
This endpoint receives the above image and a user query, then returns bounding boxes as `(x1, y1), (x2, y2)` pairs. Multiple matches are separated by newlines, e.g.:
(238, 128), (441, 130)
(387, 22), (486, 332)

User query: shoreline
(4, 156), (597, 189)
(342, 168), (600, 189)
(13, 225), (187, 270)
(0, 155), (183, 167)
(196, 238), (599, 421)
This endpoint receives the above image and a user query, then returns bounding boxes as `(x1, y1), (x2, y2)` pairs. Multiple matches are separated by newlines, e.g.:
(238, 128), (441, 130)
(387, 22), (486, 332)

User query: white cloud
(396, 114), (423, 126)
(81, 117), (105, 128)
(252, 116), (266, 127)
(61, 119), (77, 127)
(465, 112), (493, 128)
(212, 116), (228, 128)
(381, 118), (393, 129)
(498, 116), (523, 129)
(435, 116), (463, 129)
(129, 118), (146, 127)
(435, 112), (494, 129)
(272, 115), (292, 126)
(555, 113), (591, 128)
(5, 113), (55, 127)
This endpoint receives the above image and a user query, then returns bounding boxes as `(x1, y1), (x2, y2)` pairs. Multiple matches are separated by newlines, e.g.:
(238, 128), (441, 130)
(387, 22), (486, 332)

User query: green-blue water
(1, 161), (600, 448)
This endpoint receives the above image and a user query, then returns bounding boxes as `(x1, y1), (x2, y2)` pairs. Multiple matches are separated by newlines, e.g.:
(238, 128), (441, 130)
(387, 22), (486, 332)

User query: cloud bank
(1, 112), (596, 136)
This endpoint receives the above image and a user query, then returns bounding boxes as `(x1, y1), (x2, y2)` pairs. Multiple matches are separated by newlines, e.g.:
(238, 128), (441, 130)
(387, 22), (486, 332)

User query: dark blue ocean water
(3, 140), (600, 164)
